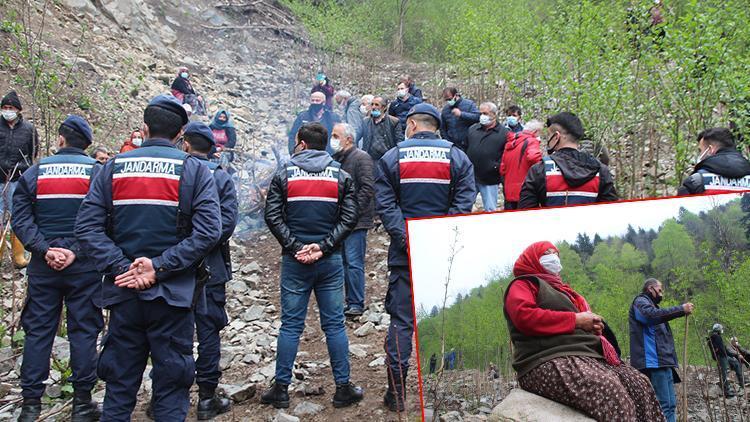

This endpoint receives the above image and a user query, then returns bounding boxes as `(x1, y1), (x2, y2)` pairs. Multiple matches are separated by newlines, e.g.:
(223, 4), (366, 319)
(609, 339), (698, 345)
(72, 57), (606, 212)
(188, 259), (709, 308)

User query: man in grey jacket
(361, 96), (404, 161)
(332, 123), (374, 316)
(335, 90), (364, 141)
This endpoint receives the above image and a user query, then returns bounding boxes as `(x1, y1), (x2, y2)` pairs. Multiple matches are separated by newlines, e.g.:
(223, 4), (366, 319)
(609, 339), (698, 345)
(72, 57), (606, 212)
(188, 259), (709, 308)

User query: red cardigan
(500, 131), (543, 202)
(505, 278), (577, 336)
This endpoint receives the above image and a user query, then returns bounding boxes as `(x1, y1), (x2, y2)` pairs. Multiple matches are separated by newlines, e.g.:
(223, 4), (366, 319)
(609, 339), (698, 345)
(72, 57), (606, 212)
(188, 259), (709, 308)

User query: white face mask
(539, 254), (563, 275)
(359, 104), (368, 114)
(2, 110), (17, 122)
(132, 138), (143, 147)
(330, 137), (342, 152)
(479, 114), (493, 126)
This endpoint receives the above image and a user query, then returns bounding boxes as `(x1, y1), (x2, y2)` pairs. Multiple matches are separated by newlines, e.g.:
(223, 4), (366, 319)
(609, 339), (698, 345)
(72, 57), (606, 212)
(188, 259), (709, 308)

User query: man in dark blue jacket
(288, 92), (341, 155)
(263, 122), (364, 410)
(182, 122), (238, 420)
(628, 278), (694, 422)
(400, 75), (423, 100)
(375, 103), (475, 411)
(13, 116), (102, 422)
(388, 82), (422, 130)
(440, 87), (480, 151)
(75, 95), (221, 421)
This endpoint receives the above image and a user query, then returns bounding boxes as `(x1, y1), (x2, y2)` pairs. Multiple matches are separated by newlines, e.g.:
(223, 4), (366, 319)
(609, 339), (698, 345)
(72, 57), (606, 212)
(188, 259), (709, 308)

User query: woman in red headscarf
(504, 241), (664, 422)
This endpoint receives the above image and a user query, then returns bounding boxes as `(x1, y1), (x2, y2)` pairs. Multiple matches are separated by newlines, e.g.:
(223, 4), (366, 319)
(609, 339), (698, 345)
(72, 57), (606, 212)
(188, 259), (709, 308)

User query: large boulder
(489, 389), (595, 422)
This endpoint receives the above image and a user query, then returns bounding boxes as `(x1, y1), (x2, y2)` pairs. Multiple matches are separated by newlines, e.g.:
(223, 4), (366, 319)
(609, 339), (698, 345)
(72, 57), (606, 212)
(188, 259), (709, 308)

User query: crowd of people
(0, 64), (750, 422)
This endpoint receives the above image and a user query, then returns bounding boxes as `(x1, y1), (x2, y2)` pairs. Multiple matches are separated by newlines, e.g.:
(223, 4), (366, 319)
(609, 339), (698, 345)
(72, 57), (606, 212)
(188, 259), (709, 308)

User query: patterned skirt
(518, 355), (666, 422)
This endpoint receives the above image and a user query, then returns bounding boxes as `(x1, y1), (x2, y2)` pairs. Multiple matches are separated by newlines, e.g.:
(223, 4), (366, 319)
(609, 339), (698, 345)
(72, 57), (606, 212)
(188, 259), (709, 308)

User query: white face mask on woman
(539, 254), (563, 275)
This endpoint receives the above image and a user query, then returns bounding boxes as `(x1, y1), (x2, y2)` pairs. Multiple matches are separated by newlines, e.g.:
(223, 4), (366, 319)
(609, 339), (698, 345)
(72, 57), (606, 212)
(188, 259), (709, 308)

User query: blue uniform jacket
(440, 98), (480, 150)
(194, 154), (238, 289)
(628, 293), (685, 371)
(375, 131), (476, 266)
(74, 139), (221, 309)
(12, 147), (100, 276)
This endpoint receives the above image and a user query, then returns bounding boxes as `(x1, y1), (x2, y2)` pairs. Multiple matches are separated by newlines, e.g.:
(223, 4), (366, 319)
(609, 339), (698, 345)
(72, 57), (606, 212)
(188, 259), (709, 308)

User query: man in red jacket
(500, 120), (543, 209)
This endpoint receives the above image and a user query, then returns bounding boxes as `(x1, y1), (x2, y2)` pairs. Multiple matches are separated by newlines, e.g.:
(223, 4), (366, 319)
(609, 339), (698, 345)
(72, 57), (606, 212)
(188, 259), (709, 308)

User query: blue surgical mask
(479, 115), (493, 126)
(507, 116), (518, 127)
(180, 72), (189, 79)
(447, 98), (457, 107)
(371, 110), (382, 118)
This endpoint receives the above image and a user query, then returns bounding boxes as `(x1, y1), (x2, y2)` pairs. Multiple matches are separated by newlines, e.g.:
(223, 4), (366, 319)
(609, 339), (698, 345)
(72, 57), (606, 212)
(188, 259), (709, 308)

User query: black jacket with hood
(678, 148), (750, 195)
(518, 147), (618, 208)
(264, 149), (358, 257)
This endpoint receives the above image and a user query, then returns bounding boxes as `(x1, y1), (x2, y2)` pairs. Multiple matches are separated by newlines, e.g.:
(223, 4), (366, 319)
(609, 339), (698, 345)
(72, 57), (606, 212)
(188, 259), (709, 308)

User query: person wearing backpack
(75, 95), (221, 421)
(500, 120), (544, 210)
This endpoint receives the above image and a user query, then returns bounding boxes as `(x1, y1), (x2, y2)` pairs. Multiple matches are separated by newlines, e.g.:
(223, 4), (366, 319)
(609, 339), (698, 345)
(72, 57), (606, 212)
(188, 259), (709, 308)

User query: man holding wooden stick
(628, 278), (694, 422)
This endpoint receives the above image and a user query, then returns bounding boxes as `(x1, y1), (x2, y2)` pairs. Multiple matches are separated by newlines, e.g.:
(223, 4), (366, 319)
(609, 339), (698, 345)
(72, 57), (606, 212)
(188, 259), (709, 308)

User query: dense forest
(416, 196), (750, 373)
(283, 0), (750, 197)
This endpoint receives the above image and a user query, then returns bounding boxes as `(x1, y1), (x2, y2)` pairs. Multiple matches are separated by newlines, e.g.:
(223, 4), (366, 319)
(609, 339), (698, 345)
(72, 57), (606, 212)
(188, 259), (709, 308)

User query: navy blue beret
(147, 94), (189, 125)
(61, 115), (93, 144)
(406, 103), (442, 126)
(183, 121), (215, 146)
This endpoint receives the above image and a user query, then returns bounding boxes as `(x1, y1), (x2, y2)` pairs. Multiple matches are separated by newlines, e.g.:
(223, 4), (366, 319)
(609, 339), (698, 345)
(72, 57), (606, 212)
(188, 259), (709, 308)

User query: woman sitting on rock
(171, 66), (206, 115)
(503, 241), (665, 422)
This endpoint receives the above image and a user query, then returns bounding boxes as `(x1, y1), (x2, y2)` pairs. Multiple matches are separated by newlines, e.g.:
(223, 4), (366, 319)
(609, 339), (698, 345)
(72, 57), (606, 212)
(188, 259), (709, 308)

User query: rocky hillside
(0, 0), (422, 420)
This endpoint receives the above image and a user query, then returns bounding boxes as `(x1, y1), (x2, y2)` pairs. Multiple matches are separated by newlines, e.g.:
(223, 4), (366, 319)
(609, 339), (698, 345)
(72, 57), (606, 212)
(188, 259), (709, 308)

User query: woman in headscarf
(171, 67), (206, 115)
(120, 129), (143, 153)
(170, 66), (195, 102)
(504, 241), (664, 422)
(209, 110), (237, 165)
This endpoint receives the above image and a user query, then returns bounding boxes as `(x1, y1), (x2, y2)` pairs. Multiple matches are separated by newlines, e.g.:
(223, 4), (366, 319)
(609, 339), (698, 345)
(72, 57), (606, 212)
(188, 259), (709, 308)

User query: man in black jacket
(332, 123), (374, 317)
(519, 112), (617, 208)
(678, 127), (750, 195)
(1, 90), (38, 268)
(263, 122), (364, 409)
(466, 102), (507, 211)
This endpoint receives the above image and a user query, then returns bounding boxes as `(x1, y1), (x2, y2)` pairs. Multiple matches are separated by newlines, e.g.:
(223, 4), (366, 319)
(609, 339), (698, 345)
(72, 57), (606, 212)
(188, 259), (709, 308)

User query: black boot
(383, 370), (407, 412)
(332, 382), (364, 408)
(197, 386), (231, 420)
(71, 397), (101, 422)
(260, 382), (289, 409)
(17, 398), (41, 422)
